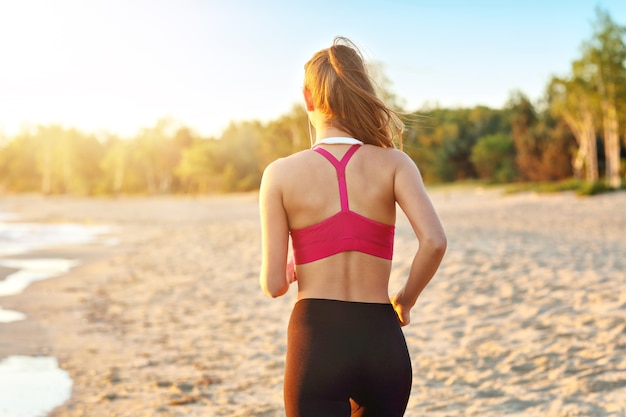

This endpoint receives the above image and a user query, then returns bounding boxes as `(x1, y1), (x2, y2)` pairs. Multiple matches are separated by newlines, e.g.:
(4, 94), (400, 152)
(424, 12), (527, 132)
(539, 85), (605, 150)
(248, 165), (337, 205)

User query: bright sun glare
(0, 2), (235, 138)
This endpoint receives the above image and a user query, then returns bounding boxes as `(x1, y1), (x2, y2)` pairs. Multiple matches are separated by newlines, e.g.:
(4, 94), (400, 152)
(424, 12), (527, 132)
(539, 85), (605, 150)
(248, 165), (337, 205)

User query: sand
(0, 189), (625, 417)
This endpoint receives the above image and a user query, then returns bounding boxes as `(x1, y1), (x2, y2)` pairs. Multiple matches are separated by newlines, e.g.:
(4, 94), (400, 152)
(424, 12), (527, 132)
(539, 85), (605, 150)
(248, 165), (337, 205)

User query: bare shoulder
(387, 149), (427, 195)
(389, 147), (417, 164)
(261, 150), (311, 185)
(365, 145), (410, 157)
(365, 146), (418, 169)
(261, 157), (286, 192)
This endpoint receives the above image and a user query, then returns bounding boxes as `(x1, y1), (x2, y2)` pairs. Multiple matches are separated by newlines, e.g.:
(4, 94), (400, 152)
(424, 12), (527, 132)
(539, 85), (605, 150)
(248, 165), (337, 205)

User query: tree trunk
(601, 99), (621, 188)
(62, 146), (72, 194)
(562, 112), (585, 179)
(41, 141), (52, 194)
(582, 108), (599, 182)
(144, 162), (156, 194)
(572, 142), (587, 180)
(561, 109), (597, 182)
(113, 156), (125, 194)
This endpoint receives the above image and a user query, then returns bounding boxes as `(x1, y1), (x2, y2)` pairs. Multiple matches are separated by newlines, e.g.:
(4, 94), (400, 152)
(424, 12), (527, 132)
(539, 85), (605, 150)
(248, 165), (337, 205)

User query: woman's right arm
(391, 152), (447, 326)
(259, 160), (291, 298)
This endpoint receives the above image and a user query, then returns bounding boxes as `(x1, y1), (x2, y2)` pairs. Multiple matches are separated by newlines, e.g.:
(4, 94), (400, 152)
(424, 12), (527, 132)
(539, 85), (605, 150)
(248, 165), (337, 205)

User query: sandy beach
(1, 189), (625, 416)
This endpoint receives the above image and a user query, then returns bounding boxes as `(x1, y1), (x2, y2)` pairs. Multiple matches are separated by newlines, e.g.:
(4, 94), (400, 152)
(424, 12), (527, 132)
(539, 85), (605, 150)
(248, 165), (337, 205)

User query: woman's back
(278, 143), (401, 303)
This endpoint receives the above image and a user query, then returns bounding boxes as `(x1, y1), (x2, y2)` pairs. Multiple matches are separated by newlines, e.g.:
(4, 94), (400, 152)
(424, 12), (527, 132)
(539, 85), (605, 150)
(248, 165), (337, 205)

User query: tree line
(0, 8), (624, 196)
(404, 8), (626, 190)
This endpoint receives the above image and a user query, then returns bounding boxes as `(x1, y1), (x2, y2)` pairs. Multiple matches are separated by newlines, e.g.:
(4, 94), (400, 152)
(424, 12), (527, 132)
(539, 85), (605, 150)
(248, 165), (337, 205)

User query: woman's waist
(296, 281), (391, 304)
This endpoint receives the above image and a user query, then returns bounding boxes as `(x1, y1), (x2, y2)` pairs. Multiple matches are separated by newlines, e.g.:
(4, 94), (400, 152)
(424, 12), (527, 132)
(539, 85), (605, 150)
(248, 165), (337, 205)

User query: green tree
(260, 104), (309, 169)
(175, 138), (223, 193)
(218, 121), (264, 192)
(547, 75), (598, 182)
(509, 92), (575, 182)
(131, 118), (183, 194)
(470, 134), (516, 183)
(581, 8), (626, 188)
(0, 129), (40, 192)
(100, 136), (130, 194)
(403, 106), (505, 182)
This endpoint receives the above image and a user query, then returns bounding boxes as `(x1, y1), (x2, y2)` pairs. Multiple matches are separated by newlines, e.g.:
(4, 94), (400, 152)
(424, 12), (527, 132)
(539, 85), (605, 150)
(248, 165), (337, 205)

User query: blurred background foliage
(1, 9), (624, 196)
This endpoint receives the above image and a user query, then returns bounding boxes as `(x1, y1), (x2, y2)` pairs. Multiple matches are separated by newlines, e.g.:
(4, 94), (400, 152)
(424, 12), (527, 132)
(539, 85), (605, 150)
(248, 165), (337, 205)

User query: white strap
(312, 137), (364, 147)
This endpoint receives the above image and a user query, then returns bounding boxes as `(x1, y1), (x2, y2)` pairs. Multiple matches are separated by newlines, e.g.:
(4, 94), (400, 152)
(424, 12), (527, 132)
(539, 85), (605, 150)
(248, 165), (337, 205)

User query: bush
(504, 179), (622, 196)
(470, 134), (517, 183)
(577, 181), (612, 196)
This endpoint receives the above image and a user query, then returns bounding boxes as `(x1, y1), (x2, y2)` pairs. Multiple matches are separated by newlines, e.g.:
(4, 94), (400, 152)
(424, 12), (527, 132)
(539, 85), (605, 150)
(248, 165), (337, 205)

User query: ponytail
(304, 37), (404, 148)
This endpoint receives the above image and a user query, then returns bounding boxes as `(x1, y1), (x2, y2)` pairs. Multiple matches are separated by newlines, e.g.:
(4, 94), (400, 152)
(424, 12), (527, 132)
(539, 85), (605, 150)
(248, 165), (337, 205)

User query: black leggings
(285, 299), (412, 417)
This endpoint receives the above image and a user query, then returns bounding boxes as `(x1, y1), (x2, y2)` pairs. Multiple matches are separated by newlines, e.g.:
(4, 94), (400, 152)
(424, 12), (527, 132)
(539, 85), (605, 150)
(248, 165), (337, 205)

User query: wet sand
(1, 190), (625, 416)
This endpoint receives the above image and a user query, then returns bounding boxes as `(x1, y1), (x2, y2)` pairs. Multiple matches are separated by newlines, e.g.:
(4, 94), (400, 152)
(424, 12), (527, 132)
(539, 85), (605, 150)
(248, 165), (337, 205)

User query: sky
(0, 0), (625, 139)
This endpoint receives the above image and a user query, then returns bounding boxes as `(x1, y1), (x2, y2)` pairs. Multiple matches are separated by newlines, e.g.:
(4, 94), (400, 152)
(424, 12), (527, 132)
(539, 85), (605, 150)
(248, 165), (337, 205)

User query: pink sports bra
(290, 144), (395, 265)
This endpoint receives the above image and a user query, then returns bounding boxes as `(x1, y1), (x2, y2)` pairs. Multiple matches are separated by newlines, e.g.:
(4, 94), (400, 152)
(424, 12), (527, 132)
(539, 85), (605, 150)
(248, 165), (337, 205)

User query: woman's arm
(259, 160), (291, 298)
(391, 152), (447, 325)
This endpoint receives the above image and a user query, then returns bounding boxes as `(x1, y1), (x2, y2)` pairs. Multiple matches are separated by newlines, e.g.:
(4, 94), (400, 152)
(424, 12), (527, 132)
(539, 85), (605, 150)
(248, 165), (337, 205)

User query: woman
(259, 37), (446, 417)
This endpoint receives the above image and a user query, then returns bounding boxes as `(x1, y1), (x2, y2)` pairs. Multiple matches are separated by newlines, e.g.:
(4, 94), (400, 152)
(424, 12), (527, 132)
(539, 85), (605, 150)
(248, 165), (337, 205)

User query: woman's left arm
(259, 161), (291, 298)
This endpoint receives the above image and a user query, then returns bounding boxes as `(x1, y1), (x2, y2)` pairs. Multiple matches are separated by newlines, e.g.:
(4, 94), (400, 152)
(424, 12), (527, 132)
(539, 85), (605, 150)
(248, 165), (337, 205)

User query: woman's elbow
(260, 274), (288, 298)
(264, 286), (287, 299)
(436, 233), (447, 254)
(423, 232), (447, 258)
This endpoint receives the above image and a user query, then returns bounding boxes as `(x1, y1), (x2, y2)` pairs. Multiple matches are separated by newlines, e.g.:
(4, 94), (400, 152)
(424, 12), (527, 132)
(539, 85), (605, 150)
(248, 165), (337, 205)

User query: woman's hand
(286, 256), (297, 284)
(390, 294), (411, 327)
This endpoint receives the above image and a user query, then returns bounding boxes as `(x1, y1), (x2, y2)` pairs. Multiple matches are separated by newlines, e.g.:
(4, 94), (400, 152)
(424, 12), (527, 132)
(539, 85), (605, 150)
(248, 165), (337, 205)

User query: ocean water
(0, 217), (113, 257)
(0, 258), (80, 323)
(0, 356), (72, 417)
(0, 211), (113, 323)
(0, 211), (113, 417)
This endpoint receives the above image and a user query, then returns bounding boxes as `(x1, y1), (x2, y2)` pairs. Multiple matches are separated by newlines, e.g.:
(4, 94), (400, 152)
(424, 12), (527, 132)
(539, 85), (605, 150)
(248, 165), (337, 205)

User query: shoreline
(0, 191), (625, 416)
(0, 265), (19, 282)
(0, 211), (122, 417)
(0, 243), (118, 358)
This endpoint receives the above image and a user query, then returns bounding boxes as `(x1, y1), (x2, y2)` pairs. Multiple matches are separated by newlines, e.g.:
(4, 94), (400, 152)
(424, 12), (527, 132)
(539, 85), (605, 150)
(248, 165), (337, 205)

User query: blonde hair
(304, 37), (404, 148)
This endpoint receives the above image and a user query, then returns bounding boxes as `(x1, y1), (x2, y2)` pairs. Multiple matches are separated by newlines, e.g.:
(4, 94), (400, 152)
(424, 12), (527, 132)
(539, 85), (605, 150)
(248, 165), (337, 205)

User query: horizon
(1, 0), (625, 139)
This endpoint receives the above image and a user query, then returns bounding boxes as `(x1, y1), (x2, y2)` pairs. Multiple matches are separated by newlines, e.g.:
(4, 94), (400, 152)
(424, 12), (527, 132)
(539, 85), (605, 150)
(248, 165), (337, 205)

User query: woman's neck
(314, 125), (351, 141)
